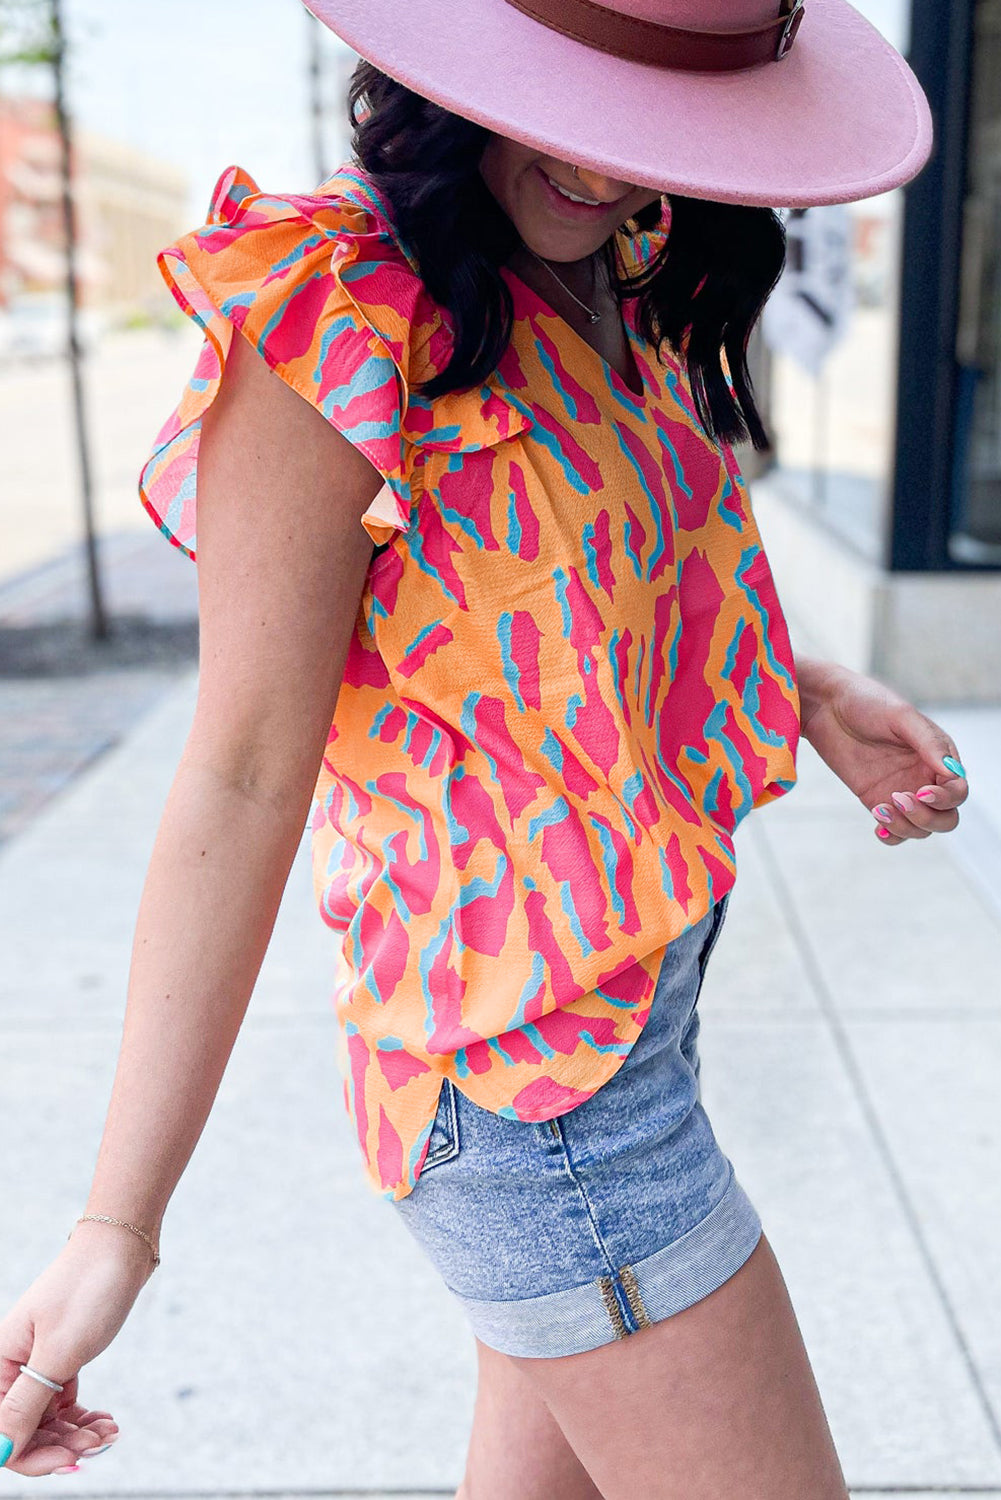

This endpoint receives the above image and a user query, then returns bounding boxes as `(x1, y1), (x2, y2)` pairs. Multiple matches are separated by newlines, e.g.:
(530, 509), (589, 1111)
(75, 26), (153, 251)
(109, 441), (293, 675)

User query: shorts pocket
(421, 1077), (461, 1171)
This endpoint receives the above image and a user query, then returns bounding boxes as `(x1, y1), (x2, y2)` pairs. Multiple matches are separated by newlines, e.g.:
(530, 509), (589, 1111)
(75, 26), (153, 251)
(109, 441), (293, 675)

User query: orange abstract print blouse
(140, 162), (801, 1202)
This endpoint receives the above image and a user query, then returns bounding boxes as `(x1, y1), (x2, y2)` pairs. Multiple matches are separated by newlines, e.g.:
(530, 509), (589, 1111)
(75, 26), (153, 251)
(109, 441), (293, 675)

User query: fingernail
(54, 1465), (81, 1474)
(0, 1433), (13, 1467)
(80, 1444), (113, 1457)
(943, 756), (967, 778)
(872, 804), (893, 823)
(892, 791), (916, 813)
(916, 789), (937, 801)
(877, 827), (892, 840)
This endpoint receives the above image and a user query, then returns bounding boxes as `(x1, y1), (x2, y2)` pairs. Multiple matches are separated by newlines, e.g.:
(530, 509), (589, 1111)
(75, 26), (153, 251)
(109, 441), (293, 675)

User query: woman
(0, 1), (966, 1495)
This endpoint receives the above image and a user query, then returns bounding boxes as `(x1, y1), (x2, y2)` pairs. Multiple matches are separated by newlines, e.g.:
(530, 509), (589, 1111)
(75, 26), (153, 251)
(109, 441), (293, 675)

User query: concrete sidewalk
(1, 664), (1000, 1500)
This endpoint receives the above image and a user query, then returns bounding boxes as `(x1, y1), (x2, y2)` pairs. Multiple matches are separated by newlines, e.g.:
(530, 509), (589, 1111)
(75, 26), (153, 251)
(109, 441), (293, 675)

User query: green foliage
(0, 0), (57, 67)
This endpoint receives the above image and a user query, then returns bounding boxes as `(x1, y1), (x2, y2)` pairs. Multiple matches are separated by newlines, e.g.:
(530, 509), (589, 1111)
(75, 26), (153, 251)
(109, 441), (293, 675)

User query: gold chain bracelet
(70, 1214), (161, 1268)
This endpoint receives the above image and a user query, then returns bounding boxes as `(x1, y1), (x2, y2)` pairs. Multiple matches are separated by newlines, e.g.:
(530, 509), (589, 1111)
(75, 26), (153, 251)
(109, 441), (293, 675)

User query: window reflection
(952, 0), (1001, 564)
(761, 0), (912, 567)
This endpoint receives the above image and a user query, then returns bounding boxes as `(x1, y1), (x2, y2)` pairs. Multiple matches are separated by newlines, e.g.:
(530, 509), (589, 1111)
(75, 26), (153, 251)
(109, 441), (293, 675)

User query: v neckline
(328, 163), (653, 406)
(501, 264), (651, 406)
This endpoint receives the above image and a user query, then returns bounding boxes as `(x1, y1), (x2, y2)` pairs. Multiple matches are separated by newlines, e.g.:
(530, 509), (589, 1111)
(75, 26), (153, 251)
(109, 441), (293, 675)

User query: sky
(16, 0), (912, 224)
(62, 0), (357, 219)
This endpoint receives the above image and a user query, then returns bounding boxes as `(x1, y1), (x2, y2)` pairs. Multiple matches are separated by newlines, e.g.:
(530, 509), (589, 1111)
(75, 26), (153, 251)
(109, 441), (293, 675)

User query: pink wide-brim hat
(302, 0), (933, 208)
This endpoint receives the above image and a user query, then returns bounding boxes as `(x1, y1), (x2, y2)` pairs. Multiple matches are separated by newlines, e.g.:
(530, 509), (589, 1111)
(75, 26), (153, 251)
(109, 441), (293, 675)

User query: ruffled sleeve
(139, 164), (530, 557)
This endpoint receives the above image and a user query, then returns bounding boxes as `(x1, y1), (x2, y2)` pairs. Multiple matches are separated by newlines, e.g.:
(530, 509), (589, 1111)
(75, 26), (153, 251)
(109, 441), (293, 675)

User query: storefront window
(761, 0), (914, 566)
(951, 0), (1001, 564)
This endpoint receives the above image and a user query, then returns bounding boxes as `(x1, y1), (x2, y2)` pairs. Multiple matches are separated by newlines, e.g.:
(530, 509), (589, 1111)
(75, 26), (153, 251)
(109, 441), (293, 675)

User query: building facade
(0, 96), (187, 318)
(747, 0), (1001, 702)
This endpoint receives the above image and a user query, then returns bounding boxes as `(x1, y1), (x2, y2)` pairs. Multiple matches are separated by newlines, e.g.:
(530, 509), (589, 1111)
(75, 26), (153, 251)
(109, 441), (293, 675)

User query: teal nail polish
(0, 1433), (14, 1467)
(943, 755), (967, 779)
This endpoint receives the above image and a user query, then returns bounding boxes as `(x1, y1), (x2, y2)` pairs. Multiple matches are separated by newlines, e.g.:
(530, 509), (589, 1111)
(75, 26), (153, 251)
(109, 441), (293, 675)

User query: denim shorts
(391, 889), (762, 1358)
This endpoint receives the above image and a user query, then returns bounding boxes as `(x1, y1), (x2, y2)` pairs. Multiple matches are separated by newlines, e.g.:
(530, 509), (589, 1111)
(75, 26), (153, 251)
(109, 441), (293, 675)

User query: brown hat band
(502, 0), (806, 72)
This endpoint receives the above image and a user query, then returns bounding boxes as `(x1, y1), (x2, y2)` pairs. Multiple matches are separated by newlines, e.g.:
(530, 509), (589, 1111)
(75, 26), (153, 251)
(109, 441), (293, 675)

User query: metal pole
(51, 0), (108, 641)
(307, 11), (325, 184)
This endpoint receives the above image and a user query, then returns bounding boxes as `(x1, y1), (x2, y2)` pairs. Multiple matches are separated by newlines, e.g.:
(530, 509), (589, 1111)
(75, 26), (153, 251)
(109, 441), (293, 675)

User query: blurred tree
(0, 0), (49, 62)
(0, 0), (109, 640)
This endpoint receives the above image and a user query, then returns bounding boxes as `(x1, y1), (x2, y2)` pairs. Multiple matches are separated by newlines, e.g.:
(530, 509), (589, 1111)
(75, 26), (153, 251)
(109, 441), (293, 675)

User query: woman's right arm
(0, 331), (386, 1476)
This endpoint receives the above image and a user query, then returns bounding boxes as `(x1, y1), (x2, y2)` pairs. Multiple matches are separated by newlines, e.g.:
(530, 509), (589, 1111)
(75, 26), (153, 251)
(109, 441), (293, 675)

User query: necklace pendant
(589, 311), (601, 323)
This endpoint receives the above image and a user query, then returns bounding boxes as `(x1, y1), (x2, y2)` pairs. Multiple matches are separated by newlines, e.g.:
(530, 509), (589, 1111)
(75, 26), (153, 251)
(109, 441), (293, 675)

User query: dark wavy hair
(347, 61), (785, 450)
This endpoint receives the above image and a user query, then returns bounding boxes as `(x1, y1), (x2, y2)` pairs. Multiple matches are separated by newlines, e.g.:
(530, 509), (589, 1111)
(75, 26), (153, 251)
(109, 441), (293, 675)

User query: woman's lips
(535, 163), (624, 222)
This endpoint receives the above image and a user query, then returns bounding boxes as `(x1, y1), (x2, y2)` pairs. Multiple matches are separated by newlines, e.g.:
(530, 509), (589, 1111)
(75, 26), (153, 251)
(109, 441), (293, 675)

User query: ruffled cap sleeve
(139, 164), (530, 556)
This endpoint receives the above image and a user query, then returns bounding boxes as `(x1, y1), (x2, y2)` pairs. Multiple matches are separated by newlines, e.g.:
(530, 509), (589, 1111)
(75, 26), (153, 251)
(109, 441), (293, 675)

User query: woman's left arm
(794, 654), (969, 847)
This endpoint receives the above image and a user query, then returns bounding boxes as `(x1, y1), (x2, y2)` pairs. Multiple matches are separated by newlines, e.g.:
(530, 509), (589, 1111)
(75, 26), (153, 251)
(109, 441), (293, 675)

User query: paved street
(0, 328), (202, 842)
(2, 332), (1001, 1496)
(0, 328), (202, 582)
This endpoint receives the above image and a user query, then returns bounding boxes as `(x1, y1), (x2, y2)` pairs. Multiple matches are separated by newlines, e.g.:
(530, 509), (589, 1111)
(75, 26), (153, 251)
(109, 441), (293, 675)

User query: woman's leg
(500, 1233), (849, 1500)
(458, 1335), (605, 1500)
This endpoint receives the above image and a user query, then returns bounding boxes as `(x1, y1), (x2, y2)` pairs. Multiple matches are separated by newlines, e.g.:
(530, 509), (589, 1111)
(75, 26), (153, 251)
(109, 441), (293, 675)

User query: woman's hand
(797, 659), (969, 846)
(0, 1225), (151, 1475)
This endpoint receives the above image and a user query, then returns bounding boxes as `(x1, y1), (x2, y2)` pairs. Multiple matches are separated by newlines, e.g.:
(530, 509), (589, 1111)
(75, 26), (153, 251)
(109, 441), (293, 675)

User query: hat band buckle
(776, 0), (806, 59)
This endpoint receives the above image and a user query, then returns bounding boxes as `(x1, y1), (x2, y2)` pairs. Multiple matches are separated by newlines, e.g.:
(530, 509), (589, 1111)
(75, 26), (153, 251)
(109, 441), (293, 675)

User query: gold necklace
(525, 246), (602, 323)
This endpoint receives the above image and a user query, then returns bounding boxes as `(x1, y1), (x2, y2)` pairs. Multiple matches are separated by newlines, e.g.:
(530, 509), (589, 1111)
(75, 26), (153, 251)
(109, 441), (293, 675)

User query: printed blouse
(140, 162), (801, 1202)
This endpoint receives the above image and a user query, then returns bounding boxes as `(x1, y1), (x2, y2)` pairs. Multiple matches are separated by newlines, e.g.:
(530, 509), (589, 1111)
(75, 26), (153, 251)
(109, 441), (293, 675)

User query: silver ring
(19, 1364), (65, 1393)
(571, 164), (580, 178)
